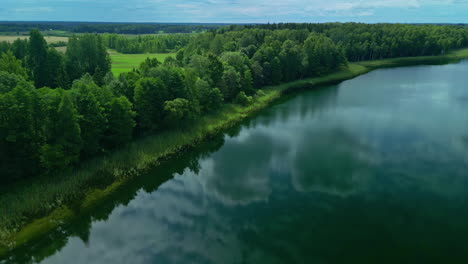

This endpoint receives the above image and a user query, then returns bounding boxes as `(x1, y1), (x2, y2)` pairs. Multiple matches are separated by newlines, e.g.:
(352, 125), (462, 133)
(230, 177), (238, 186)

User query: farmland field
(109, 50), (175, 75)
(0, 35), (68, 43)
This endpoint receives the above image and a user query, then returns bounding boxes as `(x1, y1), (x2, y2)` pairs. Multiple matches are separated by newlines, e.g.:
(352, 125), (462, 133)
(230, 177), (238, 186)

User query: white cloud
(139, 0), (462, 20)
(2, 0), (467, 22)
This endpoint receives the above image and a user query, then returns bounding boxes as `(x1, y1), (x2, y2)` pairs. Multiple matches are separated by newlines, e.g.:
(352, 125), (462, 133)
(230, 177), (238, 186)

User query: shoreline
(1, 49), (468, 258)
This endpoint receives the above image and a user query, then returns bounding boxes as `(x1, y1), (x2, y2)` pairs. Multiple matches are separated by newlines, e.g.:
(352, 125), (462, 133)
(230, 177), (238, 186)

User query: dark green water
(5, 61), (468, 263)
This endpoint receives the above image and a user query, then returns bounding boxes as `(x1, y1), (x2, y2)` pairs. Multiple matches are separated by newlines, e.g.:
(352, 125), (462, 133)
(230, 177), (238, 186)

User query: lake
(5, 61), (468, 263)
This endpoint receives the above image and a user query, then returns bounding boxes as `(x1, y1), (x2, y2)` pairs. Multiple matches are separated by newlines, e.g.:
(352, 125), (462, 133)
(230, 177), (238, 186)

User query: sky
(1, 0), (467, 23)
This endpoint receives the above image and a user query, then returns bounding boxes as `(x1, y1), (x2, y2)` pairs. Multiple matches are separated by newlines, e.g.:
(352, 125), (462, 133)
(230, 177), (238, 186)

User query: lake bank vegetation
(1, 22), (468, 256)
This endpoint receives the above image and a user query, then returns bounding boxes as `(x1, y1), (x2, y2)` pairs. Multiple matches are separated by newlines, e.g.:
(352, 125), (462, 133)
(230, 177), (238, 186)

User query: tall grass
(1, 49), (468, 255)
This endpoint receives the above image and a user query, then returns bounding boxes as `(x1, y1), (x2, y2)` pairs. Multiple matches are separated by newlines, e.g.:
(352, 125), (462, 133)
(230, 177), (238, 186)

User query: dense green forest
(102, 33), (192, 54)
(0, 22), (225, 34)
(1, 23), (468, 184)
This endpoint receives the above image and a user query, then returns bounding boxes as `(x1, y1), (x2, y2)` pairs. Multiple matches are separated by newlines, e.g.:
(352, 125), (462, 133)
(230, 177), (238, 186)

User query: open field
(109, 50), (175, 75)
(0, 35), (68, 43)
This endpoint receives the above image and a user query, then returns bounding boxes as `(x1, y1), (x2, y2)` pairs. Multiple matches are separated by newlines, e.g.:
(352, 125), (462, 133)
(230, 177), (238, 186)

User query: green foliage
(104, 96), (135, 148)
(146, 66), (188, 99)
(134, 77), (168, 131)
(0, 83), (41, 180)
(206, 53), (224, 86)
(0, 71), (30, 94)
(72, 76), (107, 157)
(221, 66), (241, 101)
(279, 40), (303, 81)
(163, 98), (194, 128)
(110, 71), (140, 100)
(1, 30), (110, 88)
(242, 69), (254, 94)
(255, 89), (266, 98)
(0, 51), (27, 77)
(66, 34), (111, 82)
(163, 56), (181, 67)
(196, 79), (224, 113)
(139, 57), (161, 75)
(103, 33), (192, 54)
(27, 29), (49, 87)
(46, 48), (69, 89)
(220, 52), (249, 73)
(46, 93), (82, 170)
(303, 34), (346, 75)
(234, 91), (253, 106)
(11, 38), (28, 60)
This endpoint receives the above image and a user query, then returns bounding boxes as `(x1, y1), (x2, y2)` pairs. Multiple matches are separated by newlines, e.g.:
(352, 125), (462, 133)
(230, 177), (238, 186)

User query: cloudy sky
(0, 0), (467, 23)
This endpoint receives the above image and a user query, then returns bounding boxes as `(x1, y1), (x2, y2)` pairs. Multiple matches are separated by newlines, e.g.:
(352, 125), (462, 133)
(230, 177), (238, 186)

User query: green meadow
(109, 50), (175, 75)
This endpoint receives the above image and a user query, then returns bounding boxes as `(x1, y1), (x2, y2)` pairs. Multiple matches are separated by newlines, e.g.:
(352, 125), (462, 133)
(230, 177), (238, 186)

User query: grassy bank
(1, 49), (468, 257)
(109, 50), (175, 75)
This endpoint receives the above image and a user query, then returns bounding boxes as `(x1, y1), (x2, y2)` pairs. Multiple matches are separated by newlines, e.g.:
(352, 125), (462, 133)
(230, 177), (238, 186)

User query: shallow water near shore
(4, 61), (468, 263)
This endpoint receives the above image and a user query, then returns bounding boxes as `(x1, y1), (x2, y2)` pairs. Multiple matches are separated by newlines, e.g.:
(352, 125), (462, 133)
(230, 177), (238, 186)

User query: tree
(270, 56), (282, 84)
(110, 71), (140, 100)
(242, 69), (254, 94)
(0, 71), (30, 94)
(163, 56), (181, 67)
(280, 40), (303, 81)
(104, 96), (135, 148)
(195, 79), (223, 113)
(303, 33), (346, 75)
(66, 34), (111, 82)
(134, 77), (168, 131)
(163, 98), (194, 128)
(206, 53), (224, 86)
(93, 66), (105, 86)
(40, 93), (82, 171)
(146, 66), (188, 100)
(139, 57), (161, 76)
(0, 51), (27, 78)
(72, 78), (107, 157)
(209, 35), (224, 55)
(220, 66), (241, 101)
(0, 84), (41, 181)
(27, 29), (49, 87)
(250, 60), (264, 88)
(47, 48), (69, 89)
(220, 52), (248, 73)
(11, 38), (28, 59)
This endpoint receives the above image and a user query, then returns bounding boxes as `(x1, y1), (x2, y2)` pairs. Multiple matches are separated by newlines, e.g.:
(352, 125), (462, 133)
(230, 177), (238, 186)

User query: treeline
(236, 23), (468, 61)
(0, 22), (225, 34)
(102, 34), (192, 54)
(0, 30), (111, 88)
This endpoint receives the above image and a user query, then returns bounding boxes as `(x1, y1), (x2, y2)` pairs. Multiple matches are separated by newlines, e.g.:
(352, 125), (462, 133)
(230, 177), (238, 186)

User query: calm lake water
(5, 61), (468, 263)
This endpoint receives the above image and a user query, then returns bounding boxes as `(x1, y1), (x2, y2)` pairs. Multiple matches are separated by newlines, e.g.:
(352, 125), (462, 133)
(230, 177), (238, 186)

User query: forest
(1, 23), (468, 184)
(102, 33), (193, 54)
(0, 22), (225, 34)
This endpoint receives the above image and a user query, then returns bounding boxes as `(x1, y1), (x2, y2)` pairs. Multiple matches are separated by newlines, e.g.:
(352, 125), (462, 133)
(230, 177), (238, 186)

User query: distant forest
(0, 22), (227, 34)
(1, 23), (468, 183)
